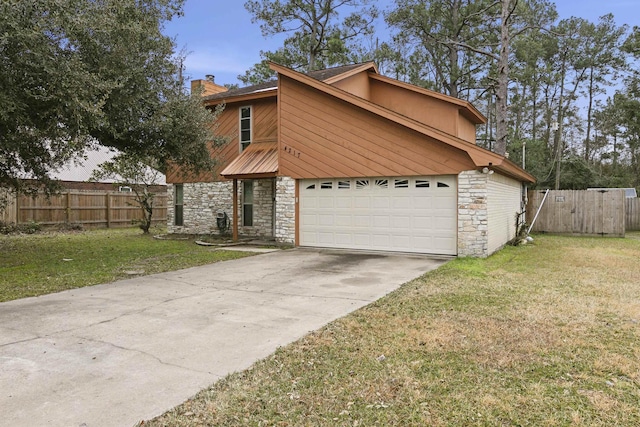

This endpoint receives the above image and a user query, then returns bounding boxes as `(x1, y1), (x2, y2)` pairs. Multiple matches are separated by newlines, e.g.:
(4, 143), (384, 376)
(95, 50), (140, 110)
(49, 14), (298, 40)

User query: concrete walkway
(0, 248), (447, 427)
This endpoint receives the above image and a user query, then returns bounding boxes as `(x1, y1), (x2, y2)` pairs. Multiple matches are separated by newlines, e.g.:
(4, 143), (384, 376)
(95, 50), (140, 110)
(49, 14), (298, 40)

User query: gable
(166, 98), (277, 183)
(278, 75), (477, 179)
(368, 77), (482, 144)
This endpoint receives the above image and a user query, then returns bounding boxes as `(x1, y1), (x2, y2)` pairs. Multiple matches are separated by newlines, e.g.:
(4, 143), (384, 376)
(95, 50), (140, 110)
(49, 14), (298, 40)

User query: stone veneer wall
(457, 170), (489, 257)
(167, 179), (275, 238)
(274, 176), (295, 243)
(167, 182), (233, 235)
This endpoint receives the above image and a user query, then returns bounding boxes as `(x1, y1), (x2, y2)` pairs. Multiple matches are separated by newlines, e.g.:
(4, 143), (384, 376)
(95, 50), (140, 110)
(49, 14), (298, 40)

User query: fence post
(106, 193), (111, 228)
(66, 191), (71, 224)
(15, 191), (20, 225)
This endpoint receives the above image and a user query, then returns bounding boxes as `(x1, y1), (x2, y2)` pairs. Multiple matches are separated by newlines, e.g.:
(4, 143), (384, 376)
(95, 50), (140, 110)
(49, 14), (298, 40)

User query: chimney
(191, 74), (228, 97)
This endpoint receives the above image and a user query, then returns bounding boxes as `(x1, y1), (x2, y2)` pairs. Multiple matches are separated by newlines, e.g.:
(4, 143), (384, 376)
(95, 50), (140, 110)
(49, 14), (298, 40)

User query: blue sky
(162, 0), (640, 87)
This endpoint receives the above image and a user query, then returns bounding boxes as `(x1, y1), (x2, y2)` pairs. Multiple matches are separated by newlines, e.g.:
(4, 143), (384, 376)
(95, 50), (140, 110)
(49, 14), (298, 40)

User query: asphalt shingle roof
(202, 63), (373, 102)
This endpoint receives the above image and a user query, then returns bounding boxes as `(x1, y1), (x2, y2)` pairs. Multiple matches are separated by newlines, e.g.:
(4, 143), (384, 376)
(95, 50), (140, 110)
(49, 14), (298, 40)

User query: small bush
(57, 222), (84, 232)
(0, 220), (42, 235)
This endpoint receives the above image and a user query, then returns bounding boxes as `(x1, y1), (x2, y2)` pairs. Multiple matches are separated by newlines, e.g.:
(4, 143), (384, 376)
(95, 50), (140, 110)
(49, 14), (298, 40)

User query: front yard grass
(146, 233), (640, 426)
(0, 227), (254, 302)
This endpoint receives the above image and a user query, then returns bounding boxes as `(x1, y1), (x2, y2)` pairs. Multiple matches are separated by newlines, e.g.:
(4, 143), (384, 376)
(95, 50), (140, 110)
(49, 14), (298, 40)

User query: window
(338, 180), (351, 189)
(356, 179), (370, 189)
(239, 106), (252, 151)
(306, 184), (316, 190)
(174, 184), (183, 226)
(375, 179), (389, 188)
(415, 180), (430, 188)
(437, 182), (450, 188)
(320, 181), (333, 189)
(242, 180), (253, 226)
(394, 179), (409, 188)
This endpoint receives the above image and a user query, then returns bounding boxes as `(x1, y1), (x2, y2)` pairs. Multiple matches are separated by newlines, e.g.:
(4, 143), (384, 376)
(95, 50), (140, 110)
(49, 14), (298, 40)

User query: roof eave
(322, 61), (379, 85)
(220, 172), (278, 179)
(203, 89), (277, 106)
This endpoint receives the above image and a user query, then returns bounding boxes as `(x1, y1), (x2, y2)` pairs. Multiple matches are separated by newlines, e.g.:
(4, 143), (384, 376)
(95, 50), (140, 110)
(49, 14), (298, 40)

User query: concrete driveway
(0, 248), (447, 427)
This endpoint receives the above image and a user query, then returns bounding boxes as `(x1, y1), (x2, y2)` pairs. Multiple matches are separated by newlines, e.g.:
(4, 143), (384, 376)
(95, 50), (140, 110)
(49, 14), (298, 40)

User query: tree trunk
(448, 0), (461, 98)
(584, 67), (595, 161)
(494, 0), (511, 156)
(554, 52), (567, 190)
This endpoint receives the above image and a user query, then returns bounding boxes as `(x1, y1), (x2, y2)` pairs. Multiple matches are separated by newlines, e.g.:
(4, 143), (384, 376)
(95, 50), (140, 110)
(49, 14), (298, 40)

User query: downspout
(527, 189), (550, 235)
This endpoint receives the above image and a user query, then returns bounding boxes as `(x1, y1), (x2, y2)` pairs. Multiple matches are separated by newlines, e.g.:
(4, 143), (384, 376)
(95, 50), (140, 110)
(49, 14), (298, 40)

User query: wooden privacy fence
(1, 190), (167, 228)
(527, 190), (626, 237)
(628, 198), (640, 231)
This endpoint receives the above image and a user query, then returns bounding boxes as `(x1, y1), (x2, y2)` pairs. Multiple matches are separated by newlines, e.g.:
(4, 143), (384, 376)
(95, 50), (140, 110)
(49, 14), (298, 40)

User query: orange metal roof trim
(220, 141), (279, 179)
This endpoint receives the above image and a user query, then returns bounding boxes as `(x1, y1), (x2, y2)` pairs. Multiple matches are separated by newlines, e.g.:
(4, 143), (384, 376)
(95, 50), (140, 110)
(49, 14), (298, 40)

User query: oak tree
(0, 0), (216, 201)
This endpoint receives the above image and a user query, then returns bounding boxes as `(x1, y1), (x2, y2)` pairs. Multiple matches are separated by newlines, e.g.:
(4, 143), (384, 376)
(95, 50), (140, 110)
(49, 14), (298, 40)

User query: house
(50, 145), (167, 192)
(166, 62), (535, 257)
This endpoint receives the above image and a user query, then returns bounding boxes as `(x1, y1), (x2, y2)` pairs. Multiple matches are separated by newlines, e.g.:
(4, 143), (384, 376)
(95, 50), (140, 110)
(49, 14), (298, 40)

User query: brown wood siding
(278, 76), (476, 179)
(369, 78), (459, 137)
(457, 115), (478, 144)
(331, 72), (371, 100)
(166, 98), (277, 183)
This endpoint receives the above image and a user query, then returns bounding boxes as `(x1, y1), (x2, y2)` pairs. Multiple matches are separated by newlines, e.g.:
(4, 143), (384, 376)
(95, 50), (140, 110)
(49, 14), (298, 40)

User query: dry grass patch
(146, 234), (640, 427)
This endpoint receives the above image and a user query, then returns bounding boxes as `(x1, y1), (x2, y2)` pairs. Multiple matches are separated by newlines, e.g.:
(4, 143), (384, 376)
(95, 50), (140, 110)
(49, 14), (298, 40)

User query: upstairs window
(239, 106), (252, 151)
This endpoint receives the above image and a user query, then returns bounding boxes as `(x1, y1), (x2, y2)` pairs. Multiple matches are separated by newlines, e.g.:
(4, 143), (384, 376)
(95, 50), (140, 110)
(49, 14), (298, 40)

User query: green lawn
(0, 228), (253, 302)
(145, 233), (640, 426)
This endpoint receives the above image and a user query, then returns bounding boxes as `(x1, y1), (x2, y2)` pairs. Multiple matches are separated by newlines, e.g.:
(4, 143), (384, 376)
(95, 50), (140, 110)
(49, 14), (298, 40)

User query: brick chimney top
(191, 75), (228, 96)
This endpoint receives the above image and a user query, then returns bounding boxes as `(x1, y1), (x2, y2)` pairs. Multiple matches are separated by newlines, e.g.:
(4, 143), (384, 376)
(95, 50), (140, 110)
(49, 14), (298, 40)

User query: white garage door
(300, 176), (457, 255)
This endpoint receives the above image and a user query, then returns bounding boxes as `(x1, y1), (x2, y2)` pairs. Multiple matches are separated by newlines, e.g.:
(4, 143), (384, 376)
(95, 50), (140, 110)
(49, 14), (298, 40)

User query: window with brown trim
(239, 106), (252, 151)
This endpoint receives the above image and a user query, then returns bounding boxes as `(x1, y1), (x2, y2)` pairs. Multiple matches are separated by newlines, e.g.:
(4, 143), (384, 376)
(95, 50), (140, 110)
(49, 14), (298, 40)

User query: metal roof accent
(220, 141), (279, 179)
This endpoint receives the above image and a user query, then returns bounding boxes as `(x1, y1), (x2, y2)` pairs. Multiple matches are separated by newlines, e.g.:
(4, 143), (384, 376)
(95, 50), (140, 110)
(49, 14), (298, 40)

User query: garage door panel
(317, 196), (334, 209)
(434, 237), (456, 251)
(414, 198), (435, 209)
(391, 235), (412, 248)
(300, 176), (457, 255)
(335, 197), (352, 209)
(353, 215), (371, 227)
(433, 217), (456, 230)
(372, 234), (391, 247)
(372, 197), (390, 209)
(353, 197), (370, 208)
(392, 196), (411, 209)
(335, 215), (352, 227)
(318, 232), (335, 244)
(392, 215), (411, 229)
(411, 217), (434, 231)
(301, 231), (317, 244)
(318, 214), (335, 226)
(334, 233), (353, 244)
(301, 214), (318, 226)
(353, 234), (370, 245)
(301, 197), (318, 209)
(373, 215), (390, 227)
